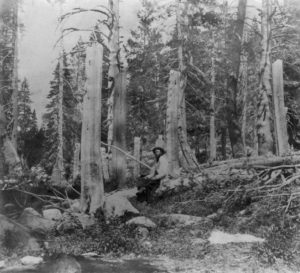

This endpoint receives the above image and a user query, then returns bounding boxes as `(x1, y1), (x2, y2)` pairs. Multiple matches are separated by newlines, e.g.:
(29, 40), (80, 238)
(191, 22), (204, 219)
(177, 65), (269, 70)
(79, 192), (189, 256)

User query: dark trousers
(136, 177), (161, 203)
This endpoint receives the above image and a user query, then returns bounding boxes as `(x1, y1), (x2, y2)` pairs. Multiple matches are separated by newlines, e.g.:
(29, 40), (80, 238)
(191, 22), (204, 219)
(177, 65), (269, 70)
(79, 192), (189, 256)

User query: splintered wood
(81, 44), (104, 214)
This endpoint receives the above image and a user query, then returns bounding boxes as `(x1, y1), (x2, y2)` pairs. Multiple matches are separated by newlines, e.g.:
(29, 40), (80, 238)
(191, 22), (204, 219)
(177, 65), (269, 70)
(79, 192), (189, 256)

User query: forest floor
(2, 166), (300, 272)
(45, 169), (300, 273)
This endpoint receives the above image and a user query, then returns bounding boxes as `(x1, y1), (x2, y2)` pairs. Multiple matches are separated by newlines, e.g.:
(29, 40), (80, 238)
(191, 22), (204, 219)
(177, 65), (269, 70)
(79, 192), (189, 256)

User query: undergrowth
(46, 218), (143, 257)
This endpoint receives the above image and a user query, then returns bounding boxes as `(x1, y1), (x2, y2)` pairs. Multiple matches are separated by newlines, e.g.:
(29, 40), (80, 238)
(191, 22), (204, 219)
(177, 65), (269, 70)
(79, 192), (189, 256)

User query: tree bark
(227, 0), (247, 158)
(107, 0), (120, 153)
(257, 0), (274, 155)
(51, 52), (65, 186)
(239, 23), (249, 153)
(272, 59), (289, 156)
(111, 72), (127, 187)
(73, 142), (80, 181)
(52, 3), (65, 185)
(209, 33), (217, 161)
(101, 147), (110, 181)
(81, 44), (104, 214)
(11, 0), (18, 150)
(166, 70), (180, 176)
(175, 0), (199, 170)
(133, 137), (141, 178)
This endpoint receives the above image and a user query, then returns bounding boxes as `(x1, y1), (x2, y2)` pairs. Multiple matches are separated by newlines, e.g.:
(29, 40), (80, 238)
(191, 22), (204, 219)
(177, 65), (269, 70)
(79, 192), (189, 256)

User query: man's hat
(152, 146), (166, 154)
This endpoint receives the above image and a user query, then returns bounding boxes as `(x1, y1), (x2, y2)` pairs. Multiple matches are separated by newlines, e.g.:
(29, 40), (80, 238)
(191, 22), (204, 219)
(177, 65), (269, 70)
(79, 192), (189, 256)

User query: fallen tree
(200, 154), (300, 170)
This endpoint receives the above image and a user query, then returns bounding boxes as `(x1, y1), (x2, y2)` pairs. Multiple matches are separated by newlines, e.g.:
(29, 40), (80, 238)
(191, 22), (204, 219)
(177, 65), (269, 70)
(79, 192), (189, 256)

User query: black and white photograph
(0, 0), (300, 272)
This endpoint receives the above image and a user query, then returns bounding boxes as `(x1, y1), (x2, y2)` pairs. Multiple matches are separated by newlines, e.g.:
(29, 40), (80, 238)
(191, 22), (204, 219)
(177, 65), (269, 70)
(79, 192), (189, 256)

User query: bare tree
(81, 43), (104, 214)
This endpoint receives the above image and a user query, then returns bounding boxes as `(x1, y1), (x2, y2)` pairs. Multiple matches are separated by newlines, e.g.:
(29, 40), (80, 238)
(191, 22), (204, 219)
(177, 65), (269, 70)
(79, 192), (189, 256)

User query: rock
(156, 177), (193, 196)
(25, 238), (41, 252)
(141, 240), (152, 250)
(56, 212), (79, 233)
(115, 188), (138, 199)
(0, 260), (5, 268)
(0, 214), (15, 236)
(104, 192), (139, 218)
(21, 256), (43, 266)
(48, 255), (81, 273)
(208, 230), (265, 244)
(43, 209), (63, 221)
(82, 252), (99, 258)
(74, 213), (95, 229)
(126, 216), (157, 229)
(0, 214), (40, 252)
(19, 207), (55, 232)
(207, 213), (219, 220)
(70, 199), (81, 213)
(136, 226), (149, 239)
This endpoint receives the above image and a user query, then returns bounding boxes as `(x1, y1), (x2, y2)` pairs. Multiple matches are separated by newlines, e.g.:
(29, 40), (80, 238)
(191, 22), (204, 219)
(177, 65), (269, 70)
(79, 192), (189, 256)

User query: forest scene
(1, 0), (300, 272)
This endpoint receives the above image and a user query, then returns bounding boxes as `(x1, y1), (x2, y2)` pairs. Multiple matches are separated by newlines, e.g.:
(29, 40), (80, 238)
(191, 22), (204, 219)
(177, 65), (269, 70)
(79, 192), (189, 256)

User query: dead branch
(101, 142), (152, 170)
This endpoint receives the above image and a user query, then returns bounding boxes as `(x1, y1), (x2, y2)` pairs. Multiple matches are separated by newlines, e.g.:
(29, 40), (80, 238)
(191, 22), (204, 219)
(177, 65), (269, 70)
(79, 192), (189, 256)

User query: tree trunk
(133, 137), (141, 178)
(227, 0), (247, 158)
(111, 72), (127, 187)
(272, 59), (289, 156)
(221, 126), (227, 160)
(51, 52), (65, 186)
(166, 70), (180, 176)
(81, 44), (104, 214)
(73, 142), (80, 181)
(52, 3), (65, 185)
(107, 0), (120, 153)
(257, 0), (274, 155)
(239, 23), (249, 153)
(101, 147), (110, 181)
(175, 0), (199, 170)
(210, 34), (217, 161)
(11, 0), (18, 150)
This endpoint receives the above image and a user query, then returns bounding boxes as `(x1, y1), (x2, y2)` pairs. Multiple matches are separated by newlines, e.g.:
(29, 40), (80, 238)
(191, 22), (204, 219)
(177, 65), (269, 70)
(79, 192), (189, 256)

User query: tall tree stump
(272, 59), (289, 155)
(101, 147), (110, 181)
(73, 142), (80, 181)
(81, 44), (104, 214)
(166, 70), (180, 175)
(111, 72), (127, 187)
(133, 137), (141, 178)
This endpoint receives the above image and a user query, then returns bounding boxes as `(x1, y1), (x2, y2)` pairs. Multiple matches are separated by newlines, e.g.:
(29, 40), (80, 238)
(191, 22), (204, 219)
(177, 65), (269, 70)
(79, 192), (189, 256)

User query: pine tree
(126, 0), (166, 147)
(43, 54), (78, 179)
(17, 78), (39, 166)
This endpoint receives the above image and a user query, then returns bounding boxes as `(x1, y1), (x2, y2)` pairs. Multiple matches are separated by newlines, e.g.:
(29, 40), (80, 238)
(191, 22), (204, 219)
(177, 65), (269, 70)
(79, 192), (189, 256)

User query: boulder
(126, 216), (157, 229)
(0, 260), (5, 268)
(73, 213), (95, 229)
(43, 208), (62, 221)
(19, 207), (55, 232)
(0, 214), (14, 236)
(70, 199), (81, 213)
(21, 256), (43, 266)
(0, 214), (41, 252)
(104, 192), (139, 218)
(155, 177), (190, 195)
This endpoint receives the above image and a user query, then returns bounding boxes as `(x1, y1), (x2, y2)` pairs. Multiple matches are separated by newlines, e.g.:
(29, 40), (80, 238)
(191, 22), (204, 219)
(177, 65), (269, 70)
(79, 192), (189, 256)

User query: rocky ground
(1, 167), (300, 272)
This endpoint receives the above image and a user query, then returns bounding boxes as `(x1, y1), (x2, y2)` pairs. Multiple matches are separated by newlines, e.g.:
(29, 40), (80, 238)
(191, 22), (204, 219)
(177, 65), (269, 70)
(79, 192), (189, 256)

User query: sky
(18, 0), (141, 125)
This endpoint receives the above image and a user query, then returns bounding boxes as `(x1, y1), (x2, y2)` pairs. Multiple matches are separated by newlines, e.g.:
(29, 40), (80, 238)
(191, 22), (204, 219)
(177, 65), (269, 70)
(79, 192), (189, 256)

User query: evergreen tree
(126, 0), (167, 147)
(17, 78), (39, 167)
(42, 54), (78, 179)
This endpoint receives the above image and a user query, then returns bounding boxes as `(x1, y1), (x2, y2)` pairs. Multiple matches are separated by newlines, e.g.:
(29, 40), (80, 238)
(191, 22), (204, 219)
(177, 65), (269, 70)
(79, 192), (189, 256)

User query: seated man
(136, 146), (168, 203)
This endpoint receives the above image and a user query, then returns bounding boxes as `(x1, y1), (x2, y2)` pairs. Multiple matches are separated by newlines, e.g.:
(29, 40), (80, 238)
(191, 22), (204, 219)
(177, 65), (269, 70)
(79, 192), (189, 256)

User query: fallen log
(200, 154), (300, 171)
